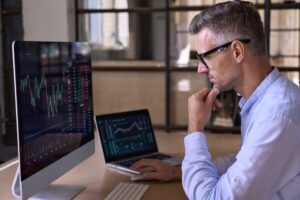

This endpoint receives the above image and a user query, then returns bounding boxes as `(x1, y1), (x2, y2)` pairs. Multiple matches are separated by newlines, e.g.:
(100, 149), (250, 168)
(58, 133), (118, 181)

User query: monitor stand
(12, 166), (85, 200)
(28, 185), (85, 200)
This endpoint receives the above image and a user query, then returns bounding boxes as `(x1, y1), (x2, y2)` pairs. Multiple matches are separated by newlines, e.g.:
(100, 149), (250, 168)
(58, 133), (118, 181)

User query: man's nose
(197, 63), (209, 73)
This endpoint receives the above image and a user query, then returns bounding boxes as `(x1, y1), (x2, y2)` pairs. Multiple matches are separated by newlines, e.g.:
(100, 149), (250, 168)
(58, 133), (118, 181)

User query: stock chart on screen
(14, 42), (93, 180)
(96, 111), (156, 159)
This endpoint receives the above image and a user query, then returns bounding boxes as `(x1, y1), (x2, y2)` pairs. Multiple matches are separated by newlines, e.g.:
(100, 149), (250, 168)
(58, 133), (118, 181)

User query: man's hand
(130, 159), (181, 182)
(188, 88), (221, 133)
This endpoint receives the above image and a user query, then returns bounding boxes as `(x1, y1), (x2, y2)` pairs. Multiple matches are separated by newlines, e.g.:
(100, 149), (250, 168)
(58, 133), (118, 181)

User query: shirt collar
(239, 67), (280, 116)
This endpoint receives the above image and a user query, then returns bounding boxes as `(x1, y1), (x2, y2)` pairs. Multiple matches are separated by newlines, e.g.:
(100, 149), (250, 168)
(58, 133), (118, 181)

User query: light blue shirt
(182, 68), (300, 200)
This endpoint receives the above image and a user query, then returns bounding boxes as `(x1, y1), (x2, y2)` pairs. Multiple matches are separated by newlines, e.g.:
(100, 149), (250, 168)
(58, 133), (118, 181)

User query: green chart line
(20, 74), (64, 118)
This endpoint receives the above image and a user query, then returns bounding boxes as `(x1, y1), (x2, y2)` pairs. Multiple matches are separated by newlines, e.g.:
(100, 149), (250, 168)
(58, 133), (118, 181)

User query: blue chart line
(23, 120), (69, 140)
(113, 122), (143, 136)
(100, 117), (155, 156)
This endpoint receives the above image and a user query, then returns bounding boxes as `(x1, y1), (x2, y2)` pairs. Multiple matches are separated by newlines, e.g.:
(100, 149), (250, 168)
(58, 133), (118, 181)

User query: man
(182, 1), (300, 199)
(132, 1), (300, 199)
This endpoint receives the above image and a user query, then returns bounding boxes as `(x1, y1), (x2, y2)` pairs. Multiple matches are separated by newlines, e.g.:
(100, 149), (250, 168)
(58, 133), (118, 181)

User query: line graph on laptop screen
(96, 111), (157, 160)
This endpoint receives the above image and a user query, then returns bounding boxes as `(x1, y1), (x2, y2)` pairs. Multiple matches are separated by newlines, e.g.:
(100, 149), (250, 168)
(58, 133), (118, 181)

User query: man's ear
(232, 41), (245, 63)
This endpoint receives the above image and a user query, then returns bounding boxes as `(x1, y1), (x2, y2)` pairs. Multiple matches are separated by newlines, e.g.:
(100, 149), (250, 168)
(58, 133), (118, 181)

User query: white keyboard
(104, 182), (150, 200)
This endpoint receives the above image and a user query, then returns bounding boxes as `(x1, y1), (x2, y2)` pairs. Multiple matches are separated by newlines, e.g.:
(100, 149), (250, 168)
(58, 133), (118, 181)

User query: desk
(0, 130), (240, 200)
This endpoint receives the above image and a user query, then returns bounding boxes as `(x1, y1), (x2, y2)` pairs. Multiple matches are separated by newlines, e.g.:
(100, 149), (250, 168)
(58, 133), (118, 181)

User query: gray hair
(189, 1), (266, 55)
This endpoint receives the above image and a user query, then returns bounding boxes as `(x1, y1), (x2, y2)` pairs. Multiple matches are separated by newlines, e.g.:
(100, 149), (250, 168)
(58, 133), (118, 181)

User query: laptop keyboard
(104, 182), (149, 200)
(116, 154), (171, 167)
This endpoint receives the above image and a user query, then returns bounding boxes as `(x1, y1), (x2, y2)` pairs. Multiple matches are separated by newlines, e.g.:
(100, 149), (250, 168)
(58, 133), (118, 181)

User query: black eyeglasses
(196, 39), (251, 67)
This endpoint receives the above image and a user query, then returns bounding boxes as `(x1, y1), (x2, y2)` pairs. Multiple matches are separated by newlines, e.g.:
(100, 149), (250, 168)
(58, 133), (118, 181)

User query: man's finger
(131, 159), (158, 170)
(205, 88), (220, 107)
(189, 88), (211, 103)
(130, 160), (149, 170)
(195, 88), (211, 99)
(213, 99), (223, 108)
(137, 172), (161, 181)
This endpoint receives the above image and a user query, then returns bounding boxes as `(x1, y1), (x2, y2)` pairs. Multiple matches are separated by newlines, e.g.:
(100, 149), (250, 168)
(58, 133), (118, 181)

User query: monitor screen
(12, 41), (94, 199)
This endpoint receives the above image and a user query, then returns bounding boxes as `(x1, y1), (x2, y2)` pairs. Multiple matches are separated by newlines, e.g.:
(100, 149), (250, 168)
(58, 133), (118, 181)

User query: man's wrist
(188, 125), (204, 134)
(172, 167), (182, 181)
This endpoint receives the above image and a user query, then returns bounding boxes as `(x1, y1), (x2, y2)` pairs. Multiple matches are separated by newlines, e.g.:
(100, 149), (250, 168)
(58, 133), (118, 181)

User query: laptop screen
(95, 109), (159, 162)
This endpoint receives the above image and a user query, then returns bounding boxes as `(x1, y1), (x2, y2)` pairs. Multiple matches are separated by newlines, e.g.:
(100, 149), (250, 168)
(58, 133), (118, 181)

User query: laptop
(94, 109), (182, 175)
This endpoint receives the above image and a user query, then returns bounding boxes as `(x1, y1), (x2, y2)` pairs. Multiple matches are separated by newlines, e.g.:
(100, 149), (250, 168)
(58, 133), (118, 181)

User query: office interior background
(0, 0), (300, 163)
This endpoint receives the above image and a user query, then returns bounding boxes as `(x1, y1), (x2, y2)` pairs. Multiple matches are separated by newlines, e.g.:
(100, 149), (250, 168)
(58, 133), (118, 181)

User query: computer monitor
(12, 41), (94, 199)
